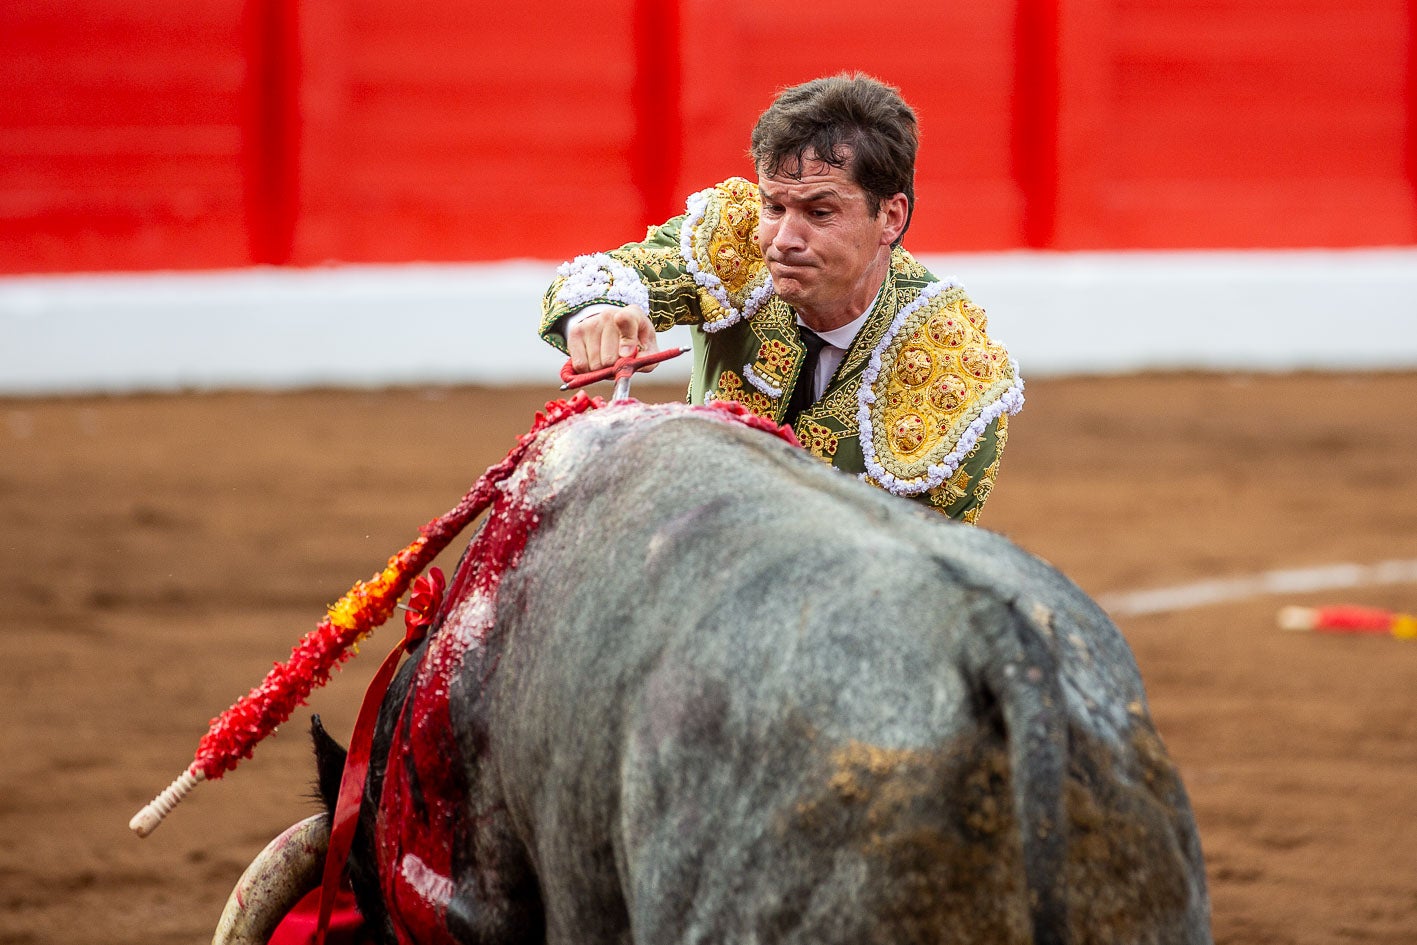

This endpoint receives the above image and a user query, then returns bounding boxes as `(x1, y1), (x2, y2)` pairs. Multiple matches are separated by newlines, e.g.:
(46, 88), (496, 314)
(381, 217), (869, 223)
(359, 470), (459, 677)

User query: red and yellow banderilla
(1277, 604), (1417, 639)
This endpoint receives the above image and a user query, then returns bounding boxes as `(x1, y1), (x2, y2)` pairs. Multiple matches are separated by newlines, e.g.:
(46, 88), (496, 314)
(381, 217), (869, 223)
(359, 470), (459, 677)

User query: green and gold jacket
(540, 177), (1024, 522)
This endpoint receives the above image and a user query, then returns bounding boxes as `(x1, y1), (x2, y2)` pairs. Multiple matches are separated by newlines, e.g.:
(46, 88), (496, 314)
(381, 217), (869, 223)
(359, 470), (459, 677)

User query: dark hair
(749, 73), (919, 244)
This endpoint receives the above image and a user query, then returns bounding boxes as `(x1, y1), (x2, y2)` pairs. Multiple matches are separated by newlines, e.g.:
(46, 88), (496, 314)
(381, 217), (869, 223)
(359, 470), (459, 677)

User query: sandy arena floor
(3, 372), (1415, 944)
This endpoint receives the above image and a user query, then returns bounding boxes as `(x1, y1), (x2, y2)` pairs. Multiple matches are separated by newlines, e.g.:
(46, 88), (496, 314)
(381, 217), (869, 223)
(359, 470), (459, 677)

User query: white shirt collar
(796, 286), (881, 350)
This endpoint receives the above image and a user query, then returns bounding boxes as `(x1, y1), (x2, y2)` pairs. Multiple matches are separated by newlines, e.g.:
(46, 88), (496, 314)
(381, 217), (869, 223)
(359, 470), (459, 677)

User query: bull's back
(466, 407), (1209, 944)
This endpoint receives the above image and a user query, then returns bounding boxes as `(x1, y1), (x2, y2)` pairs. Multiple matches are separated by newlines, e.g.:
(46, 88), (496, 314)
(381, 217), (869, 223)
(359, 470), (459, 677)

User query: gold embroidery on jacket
(869, 289), (1017, 483)
(740, 298), (804, 407)
(893, 248), (931, 282)
(618, 243), (685, 279)
(839, 259), (905, 378)
(928, 466), (973, 510)
(796, 419), (841, 461)
(714, 369), (776, 420)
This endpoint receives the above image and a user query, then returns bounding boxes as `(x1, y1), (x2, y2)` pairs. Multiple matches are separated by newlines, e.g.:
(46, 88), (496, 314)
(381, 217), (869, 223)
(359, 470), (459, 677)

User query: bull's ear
(310, 715), (348, 815)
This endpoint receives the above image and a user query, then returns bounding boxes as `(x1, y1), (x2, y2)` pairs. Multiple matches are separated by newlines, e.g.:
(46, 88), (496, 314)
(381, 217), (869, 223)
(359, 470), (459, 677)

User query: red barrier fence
(2, 0), (1414, 273)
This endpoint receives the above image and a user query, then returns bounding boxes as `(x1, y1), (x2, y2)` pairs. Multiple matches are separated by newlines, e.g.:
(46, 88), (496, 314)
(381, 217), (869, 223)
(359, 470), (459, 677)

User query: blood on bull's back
(343, 403), (1211, 945)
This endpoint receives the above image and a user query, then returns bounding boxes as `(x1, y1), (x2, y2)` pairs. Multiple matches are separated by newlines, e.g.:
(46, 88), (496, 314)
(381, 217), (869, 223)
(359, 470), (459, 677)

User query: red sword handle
(559, 346), (689, 391)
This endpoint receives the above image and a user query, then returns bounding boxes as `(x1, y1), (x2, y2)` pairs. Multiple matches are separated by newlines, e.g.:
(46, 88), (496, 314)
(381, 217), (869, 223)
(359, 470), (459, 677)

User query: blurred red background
(2, 0), (1414, 273)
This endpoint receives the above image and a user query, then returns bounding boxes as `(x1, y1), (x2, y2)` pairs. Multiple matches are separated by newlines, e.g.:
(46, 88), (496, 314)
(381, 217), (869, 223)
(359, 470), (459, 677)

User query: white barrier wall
(3, 249), (1415, 395)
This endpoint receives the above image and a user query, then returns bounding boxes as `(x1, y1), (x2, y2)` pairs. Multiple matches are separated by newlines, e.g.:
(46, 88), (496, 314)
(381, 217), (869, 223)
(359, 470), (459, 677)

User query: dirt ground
(3, 371), (1416, 945)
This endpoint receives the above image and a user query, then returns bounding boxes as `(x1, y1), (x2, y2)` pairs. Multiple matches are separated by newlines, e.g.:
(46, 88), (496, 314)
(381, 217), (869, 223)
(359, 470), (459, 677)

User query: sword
(559, 346), (689, 401)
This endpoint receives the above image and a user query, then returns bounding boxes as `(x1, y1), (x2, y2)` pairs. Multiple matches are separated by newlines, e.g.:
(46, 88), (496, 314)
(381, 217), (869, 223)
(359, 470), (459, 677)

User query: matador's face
(757, 151), (907, 332)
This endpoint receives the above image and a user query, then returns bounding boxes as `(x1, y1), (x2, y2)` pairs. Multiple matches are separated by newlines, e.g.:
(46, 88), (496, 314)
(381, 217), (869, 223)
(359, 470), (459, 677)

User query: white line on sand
(1098, 559), (1417, 617)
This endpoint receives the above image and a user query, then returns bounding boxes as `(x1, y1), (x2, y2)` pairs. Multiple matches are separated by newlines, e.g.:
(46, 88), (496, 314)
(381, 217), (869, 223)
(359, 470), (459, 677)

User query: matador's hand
(565, 304), (659, 373)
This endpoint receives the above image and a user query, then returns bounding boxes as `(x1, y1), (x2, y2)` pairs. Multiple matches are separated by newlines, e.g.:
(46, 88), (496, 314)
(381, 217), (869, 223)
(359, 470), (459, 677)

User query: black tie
(784, 325), (828, 427)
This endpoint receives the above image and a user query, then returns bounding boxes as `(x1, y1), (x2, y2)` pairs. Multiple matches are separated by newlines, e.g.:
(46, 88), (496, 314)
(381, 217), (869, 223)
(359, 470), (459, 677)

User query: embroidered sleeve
(548, 253), (651, 314)
(539, 217), (704, 352)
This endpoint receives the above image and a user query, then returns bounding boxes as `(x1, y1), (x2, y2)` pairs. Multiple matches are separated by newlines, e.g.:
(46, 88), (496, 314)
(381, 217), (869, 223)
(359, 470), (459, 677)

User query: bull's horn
(212, 812), (331, 945)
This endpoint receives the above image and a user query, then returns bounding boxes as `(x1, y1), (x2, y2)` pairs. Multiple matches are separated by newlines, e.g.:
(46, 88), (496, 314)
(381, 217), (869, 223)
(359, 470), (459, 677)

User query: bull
(215, 400), (1211, 945)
